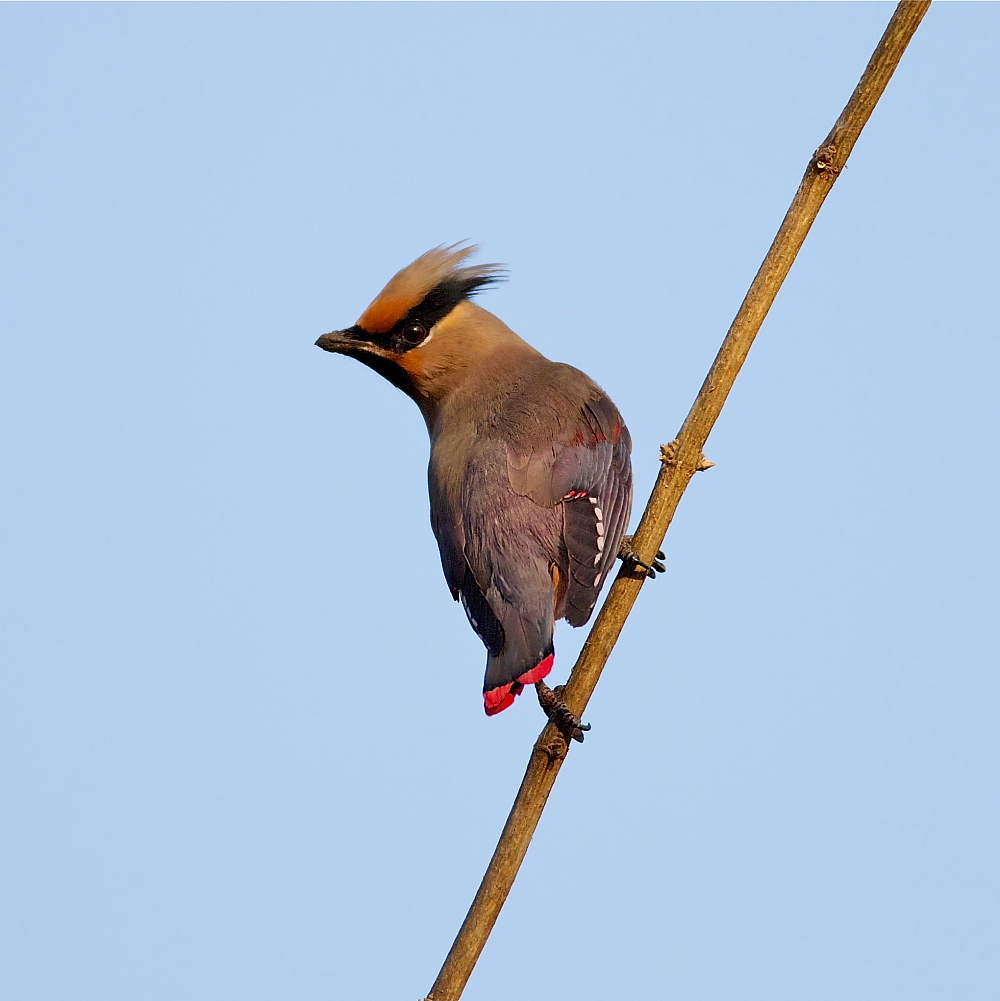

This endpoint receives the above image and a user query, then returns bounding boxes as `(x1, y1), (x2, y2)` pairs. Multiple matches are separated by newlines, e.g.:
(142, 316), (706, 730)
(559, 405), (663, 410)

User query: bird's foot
(618, 535), (666, 579)
(536, 681), (590, 743)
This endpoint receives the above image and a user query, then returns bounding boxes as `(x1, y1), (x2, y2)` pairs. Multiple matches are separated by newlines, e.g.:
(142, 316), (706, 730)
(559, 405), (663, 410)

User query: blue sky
(2, 4), (998, 1000)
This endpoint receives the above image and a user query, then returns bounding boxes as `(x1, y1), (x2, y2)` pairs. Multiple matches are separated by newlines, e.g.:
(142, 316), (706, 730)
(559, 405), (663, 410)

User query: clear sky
(2, 3), (998, 1000)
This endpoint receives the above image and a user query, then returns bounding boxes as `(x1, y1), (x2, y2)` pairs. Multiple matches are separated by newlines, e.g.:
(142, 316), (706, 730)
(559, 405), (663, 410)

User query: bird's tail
(462, 555), (556, 716)
(483, 652), (554, 716)
(482, 604), (555, 716)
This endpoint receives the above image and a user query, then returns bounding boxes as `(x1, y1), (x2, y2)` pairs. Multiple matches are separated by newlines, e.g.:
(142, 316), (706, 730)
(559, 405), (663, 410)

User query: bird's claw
(618, 536), (666, 578)
(536, 681), (590, 743)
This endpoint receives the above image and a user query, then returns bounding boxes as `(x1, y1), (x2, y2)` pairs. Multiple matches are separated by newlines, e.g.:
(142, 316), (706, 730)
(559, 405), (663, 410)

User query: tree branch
(424, 4), (931, 998)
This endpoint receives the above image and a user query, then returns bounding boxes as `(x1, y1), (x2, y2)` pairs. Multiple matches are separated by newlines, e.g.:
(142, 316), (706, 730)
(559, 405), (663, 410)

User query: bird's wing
(505, 386), (633, 627)
(457, 443), (559, 665)
(428, 462), (467, 600)
(429, 442), (531, 666)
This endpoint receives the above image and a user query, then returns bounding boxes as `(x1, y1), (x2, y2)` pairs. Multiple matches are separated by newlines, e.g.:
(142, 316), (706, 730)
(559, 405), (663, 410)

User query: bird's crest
(356, 243), (505, 334)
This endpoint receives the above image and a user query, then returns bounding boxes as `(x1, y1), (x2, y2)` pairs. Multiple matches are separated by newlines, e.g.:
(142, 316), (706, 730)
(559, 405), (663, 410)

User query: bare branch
(425, 4), (931, 998)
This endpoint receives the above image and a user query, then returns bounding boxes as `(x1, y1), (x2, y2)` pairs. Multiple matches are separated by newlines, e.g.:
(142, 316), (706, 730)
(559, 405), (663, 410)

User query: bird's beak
(315, 330), (354, 353)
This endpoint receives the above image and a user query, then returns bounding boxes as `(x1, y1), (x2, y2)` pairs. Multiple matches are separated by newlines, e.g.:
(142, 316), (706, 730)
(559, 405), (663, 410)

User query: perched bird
(316, 245), (654, 737)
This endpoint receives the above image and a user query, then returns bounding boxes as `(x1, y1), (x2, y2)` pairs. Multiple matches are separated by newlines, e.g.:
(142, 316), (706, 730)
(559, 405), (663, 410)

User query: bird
(315, 245), (658, 739)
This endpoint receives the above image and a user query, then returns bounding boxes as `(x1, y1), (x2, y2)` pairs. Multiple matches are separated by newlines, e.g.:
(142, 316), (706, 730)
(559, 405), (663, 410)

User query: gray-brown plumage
(316, 245), (633, 719)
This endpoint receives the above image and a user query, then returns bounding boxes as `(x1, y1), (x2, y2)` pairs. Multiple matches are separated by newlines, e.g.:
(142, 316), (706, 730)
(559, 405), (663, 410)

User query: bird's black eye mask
(352, 273), (503, 354)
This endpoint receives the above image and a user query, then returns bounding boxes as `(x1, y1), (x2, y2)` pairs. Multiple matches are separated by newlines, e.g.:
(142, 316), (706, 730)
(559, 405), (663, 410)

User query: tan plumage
(356, 243), (504, 334)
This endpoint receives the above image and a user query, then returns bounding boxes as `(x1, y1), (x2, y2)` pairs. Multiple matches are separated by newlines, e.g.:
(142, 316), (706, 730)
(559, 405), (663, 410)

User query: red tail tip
(516, 653), (554, 687)
(483, 687), (516, 716)
(483, 653), (555, 716)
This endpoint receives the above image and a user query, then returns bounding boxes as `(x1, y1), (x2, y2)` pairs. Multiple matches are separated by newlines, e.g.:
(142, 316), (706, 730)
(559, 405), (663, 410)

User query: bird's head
(316, 244), (525, 413)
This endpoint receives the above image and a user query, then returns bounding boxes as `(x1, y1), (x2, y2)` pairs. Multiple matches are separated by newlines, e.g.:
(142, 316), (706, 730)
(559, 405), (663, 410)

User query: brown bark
(425, 4), (931, 998)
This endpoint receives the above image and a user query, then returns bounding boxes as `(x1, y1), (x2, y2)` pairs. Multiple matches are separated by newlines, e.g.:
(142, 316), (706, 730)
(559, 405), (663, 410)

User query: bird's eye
(401, 321), (428, 346)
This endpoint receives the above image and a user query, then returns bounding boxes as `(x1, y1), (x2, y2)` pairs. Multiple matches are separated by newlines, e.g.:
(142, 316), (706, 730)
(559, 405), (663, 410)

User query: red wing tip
(483, 654), (555, 716)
